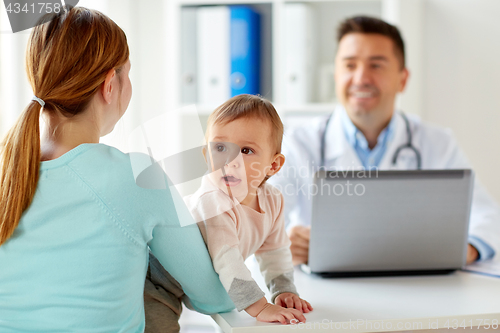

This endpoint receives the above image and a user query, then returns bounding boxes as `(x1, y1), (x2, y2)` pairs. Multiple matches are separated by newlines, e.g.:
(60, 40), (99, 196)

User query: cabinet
(164, 0), (423, 117)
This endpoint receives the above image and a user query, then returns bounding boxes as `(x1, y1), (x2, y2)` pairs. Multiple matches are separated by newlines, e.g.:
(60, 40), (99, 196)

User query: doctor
(270, 16), (500, 265)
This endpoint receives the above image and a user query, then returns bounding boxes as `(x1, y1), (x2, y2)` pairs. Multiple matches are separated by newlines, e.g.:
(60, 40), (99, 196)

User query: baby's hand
(275, 293), (313, 313)
(256, 303), (306, 324)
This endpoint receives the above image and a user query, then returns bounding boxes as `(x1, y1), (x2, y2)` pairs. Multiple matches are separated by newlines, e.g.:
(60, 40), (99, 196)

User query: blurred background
(1, 0), (500, 331)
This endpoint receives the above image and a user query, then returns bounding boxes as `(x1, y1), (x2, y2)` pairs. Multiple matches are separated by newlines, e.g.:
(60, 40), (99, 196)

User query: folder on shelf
(180, 7), (198, 104)
(197, 6), (231, 105)
(197, 6), (261, 105)
(230, 6), (261, 96)
(284, 3), (315, 104)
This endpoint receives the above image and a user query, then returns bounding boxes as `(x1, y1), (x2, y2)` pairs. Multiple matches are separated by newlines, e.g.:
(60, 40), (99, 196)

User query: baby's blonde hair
(206, 94), (283, 154)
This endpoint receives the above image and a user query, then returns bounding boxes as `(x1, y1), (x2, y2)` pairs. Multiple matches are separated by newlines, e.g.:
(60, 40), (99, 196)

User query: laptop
(306, 169), (474, 277)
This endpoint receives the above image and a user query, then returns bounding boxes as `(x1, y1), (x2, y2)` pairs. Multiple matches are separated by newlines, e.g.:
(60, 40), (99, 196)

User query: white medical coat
(269, 107), (500, 258)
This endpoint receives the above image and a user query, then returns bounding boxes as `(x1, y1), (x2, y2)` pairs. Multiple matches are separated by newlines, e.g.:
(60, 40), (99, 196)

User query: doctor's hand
(288, 226), (310, 265)
(466, 244), (479, 264)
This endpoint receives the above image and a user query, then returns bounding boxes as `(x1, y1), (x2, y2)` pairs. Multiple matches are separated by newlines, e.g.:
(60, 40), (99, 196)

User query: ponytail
(0, 102), (42, 246)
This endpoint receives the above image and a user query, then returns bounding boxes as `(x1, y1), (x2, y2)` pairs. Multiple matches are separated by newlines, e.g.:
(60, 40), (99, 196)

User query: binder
(197, 6), (231, 105)
(180, 7), (198, 104)
(284, 3), (315, 104)
(230, 6), (261, 96)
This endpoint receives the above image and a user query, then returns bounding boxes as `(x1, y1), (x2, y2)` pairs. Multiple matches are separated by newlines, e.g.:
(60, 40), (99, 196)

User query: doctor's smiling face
(335, 32), (409, 131)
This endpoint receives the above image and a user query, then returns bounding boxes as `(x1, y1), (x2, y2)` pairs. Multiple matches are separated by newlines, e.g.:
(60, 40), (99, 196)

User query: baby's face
(206, 116), (276, 205)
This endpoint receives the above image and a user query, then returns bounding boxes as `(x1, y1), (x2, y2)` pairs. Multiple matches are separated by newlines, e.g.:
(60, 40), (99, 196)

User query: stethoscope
(320, 112), (422, 169)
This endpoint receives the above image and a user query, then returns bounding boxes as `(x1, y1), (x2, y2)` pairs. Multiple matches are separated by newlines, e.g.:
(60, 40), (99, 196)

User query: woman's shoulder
(72, 144), (147, 168)
(69, 144), (178, 237)
(69, 144), (159, 182)
(68, 144), (173, 208)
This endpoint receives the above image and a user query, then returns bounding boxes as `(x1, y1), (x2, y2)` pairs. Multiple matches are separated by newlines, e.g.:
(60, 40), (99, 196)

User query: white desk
(212, 259), (500, 332)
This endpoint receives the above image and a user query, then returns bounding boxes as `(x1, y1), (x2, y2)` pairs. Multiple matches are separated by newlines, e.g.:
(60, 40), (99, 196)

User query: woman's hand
(275, 292), (313, 313)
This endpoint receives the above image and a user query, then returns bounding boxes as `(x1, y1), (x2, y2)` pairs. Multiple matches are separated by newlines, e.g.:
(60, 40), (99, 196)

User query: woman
(0, 7), (233, 332)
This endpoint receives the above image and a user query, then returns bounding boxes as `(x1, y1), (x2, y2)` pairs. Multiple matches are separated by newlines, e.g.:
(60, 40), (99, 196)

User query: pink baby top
(184, 177), (298, 311)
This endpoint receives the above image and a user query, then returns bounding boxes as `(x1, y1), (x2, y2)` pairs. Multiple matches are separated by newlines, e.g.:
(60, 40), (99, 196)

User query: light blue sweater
(0, 144), (234, 332)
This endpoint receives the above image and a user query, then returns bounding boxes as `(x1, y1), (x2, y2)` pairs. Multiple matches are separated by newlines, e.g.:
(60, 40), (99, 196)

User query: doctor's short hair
(337, 16), (406, 69)
(206, 94), (284, 155)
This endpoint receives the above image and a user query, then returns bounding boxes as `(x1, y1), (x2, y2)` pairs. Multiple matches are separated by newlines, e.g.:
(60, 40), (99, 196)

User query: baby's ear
(267, 153), (285, 176)
(202, 146), (208, 163)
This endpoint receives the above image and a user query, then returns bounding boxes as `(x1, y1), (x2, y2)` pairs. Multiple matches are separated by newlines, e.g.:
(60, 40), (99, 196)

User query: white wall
(0, 0), (171, 151)
(423, 0), (500, 202)
(383, 0), (424, 118)
(0, 7), (31, 136)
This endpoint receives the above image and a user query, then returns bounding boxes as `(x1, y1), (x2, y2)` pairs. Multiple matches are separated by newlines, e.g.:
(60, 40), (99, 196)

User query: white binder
(284, 3), (315, 104)
(197, 6), (231, 106)
(180, 7), (198, 104)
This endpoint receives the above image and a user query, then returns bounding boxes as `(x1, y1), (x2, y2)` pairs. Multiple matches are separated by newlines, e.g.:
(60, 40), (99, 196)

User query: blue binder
(230, 6), (261, 96)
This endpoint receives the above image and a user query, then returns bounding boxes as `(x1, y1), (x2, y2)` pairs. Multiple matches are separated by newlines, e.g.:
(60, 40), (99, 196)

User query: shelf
(178, 2), (273, 105)
(179, 0), (272, 6)
(168, 0), (423, 118)
(277, 103), (337, 114)
(177, 0), (380, 4)
(177, 103), (338, 116)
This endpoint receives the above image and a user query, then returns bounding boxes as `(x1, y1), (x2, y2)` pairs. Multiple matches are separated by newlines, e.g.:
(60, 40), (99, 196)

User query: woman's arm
(148, 185), (235, 314)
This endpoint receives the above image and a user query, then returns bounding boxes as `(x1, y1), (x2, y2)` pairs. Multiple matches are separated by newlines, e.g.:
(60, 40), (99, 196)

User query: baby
(184, 94), (312, 324)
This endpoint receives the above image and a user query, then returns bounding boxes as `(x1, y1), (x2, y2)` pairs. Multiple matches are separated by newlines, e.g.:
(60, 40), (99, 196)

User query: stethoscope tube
(320, 111), (422, 170)
(392, 112), (422, 169)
